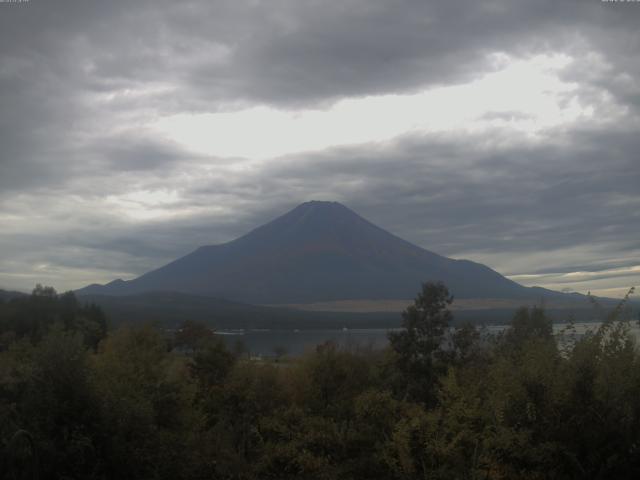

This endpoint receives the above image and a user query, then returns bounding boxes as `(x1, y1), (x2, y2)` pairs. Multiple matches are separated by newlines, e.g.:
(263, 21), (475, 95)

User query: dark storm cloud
(67, 123), (638, 275)
(2, 125), (639, 291)
(1, 0), (639, 293)
(90, 136), (203, 172)
(245, 127), (639, 259)
(2, 0), (639, 116)
(79, 0), (640, 108)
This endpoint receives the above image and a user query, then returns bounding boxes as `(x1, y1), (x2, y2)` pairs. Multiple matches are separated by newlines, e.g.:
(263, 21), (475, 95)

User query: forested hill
(0, 289), (27, 302)
(78, 291), (399, 329)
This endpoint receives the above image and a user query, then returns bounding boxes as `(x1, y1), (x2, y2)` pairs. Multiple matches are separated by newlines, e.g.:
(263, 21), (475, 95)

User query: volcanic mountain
(78, 201), (560, 304)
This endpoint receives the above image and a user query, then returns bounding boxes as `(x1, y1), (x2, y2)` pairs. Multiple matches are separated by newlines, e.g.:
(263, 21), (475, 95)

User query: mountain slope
(77, 201), (560, 303)
(0, 289), (28, 302)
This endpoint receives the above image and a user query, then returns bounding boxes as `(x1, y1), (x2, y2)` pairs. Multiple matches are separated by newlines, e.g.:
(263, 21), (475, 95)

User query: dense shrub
(1, 284), (639, 479)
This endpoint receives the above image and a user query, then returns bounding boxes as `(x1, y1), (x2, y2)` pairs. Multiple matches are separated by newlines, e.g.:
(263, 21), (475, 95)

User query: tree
(449, 322), (482, 366)
(388, 282), (453, 405)
(173, 320), (215, 354)
(190, 337), (236, 390)
(31, 284), (57, 299)
(91, 325), (195, 479)
(501, 306), (552, 350)
(9, 326), (101, 479)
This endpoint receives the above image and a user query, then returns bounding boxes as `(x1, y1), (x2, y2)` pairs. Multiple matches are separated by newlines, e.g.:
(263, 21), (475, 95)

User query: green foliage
(501, 305), (553, 351)
(388, 281), (454, 404)
(0, 285), (107, 350)
(90, 325), (198, 479)
(0, 326), (101, 479)
(191, 336), (237, 391)
(173, 319), (215, 352)
(2, 283), (640, 479)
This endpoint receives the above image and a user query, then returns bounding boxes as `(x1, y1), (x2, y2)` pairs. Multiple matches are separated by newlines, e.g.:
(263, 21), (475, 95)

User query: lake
(215, 321), (640, 357)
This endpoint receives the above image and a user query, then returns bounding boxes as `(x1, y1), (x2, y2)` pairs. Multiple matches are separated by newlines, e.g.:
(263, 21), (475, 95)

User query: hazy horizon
(1, 0), (639, 298)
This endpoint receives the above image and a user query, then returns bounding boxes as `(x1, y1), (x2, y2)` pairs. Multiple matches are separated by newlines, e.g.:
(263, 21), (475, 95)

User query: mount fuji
(77, 201), (566, 305)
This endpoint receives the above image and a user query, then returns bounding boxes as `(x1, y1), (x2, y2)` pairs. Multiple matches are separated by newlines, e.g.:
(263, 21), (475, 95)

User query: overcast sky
(1, 0), (639, 298)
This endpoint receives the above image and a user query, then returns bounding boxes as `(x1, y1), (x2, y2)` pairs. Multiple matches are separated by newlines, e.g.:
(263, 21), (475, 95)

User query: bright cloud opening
(151, 53), (594, 160)
(106, 189), (183, 221)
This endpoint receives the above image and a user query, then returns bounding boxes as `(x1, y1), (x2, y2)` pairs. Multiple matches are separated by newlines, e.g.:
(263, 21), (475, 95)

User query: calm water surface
(215, 322), (640, 357)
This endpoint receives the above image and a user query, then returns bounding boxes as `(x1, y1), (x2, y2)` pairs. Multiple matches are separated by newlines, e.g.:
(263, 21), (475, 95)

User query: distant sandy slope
(266, 297), (598, 313)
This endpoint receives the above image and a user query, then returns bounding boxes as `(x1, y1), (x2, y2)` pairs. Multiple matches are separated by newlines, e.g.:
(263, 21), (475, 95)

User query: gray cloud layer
(1, 0), (639, 296)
